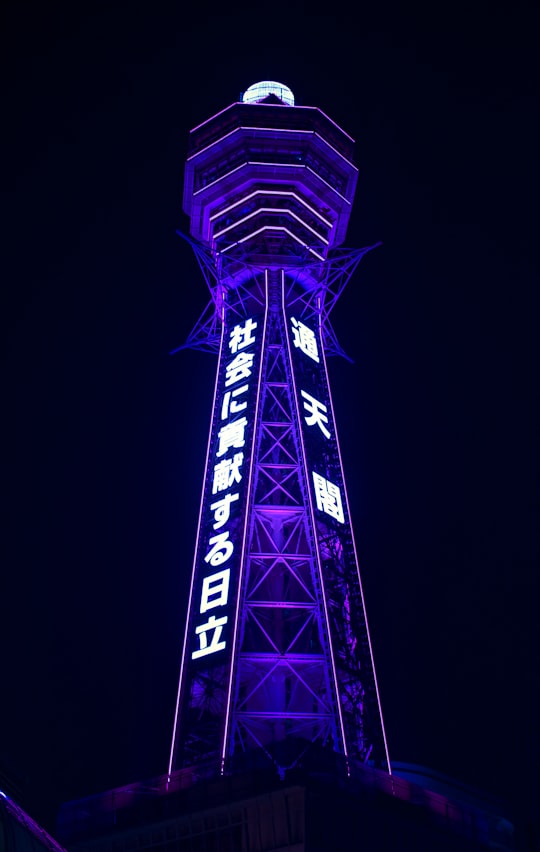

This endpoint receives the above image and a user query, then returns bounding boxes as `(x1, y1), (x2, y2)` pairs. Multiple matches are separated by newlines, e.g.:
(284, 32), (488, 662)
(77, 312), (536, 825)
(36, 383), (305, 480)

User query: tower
(56, 81), (516, 852)
(168, 81), (390, 780)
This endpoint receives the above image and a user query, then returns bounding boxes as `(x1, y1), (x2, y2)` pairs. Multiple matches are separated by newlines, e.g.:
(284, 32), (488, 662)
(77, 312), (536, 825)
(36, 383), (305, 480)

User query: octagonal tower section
(182, 84), (358, 273)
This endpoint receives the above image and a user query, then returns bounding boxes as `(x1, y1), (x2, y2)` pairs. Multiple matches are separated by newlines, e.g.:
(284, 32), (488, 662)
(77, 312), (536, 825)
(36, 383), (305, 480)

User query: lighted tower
(169, 81), (390, 781)
(56, 82), (514, 852)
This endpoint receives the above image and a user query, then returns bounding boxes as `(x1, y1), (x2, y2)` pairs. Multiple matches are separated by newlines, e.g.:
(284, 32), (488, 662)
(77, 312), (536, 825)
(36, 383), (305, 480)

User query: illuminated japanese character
(225, 352), (255, 386)
(204, 531), (234, 566)
(221, 384), (249, 420)
(216, 417), (248, 458)
(200, 568), (230, 613)
(229, 317), (258, 353)
(212, 453), (244, 494)
(312, 471), (344, 523)
(210, 492), (240, 529)
(290, 316), (319, 363)
(301, 389), (331, 439)
(191, 614), (228, 659)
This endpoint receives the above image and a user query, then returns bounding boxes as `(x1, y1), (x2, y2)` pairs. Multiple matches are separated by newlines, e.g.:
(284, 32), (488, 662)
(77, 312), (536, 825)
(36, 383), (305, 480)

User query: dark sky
(2, 1), (539, 842)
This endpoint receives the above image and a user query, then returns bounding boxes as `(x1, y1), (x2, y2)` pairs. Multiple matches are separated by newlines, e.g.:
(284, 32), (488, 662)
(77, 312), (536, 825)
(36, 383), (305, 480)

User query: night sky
(2, 2), (539, 843)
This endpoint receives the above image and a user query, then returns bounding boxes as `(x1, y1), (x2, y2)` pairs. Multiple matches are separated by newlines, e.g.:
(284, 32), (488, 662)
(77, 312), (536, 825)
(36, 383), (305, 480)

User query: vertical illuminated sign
(286, 311), (347, 531)
(188, 314), (264, 668)
(168, 301), (267, 772)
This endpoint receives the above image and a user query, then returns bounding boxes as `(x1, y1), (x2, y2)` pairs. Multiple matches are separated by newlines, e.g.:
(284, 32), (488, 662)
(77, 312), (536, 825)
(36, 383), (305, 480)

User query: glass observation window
(242, 81), (295, 106)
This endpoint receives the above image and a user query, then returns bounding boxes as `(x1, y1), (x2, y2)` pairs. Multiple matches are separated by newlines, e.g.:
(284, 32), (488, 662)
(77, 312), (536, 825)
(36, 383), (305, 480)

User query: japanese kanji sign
(188, 313), (264, 668)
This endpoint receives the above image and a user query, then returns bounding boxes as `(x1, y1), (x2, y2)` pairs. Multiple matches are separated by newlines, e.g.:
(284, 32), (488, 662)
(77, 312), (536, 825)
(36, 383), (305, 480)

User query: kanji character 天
(301, 389), (331, 439)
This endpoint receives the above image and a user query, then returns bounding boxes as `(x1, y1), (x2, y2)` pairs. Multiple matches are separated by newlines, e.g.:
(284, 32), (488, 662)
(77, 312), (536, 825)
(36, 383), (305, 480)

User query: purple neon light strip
(280, 273), (348, 759)
(193, 163), (246, 196)
(247, 554), (315, 602)
(213, 207), (329, 244)
(303, 166), (351, 204)
(248, 599), (314, 609)
(188, 126), (356, 172)
(318, 297), (392, 775)
(235, 711), (331, 721)
(210, 190), (332, 228)
(238, 652), (326, 665)
(190, 103), (238, 134)
(248, 162), (352, 205)
(187, 126), (312, 162)
(194, 162), (350, 206)
(313, 132), (358, 168)
(220, 272), (270, 770)
(220, 225), (325, 262)
(186, 128), (239, 161)
(236, 655), (331, 713)
(189, 102), (355, 145)
(167, 308), (227, 778)
(240, 129), (357, 170)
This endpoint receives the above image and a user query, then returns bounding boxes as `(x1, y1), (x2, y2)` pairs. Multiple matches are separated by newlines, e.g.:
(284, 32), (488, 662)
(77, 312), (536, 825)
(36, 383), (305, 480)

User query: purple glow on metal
(186, 128), (240, 161)
(189, 103), (238, 134)
(191, 125), (359, 172)
(167, 316), (227, 779)
(201, 127), (358, 172)
(314, 133), (359, 168)
(318, 313), (392, 775)
(299, 105), (355, 142)
(188, 102), (355, 145)
(193, 163), (247, 196)
(303, 166), (351, 204)
(186, 126), (314, 164)
(194, 161), (350, 207)
(2, 793), (69, 852)
(213, 208), (329, 244)
(210, 190), (332, 228)
(220, 272), (270, 769)
(281, 278), (349, 759)
(241, 126), (307, 134)
(220, 225), (326, 262)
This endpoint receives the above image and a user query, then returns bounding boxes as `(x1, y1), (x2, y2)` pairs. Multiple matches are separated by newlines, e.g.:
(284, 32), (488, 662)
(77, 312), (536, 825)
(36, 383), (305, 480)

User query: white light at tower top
(242, 81), (295, 106)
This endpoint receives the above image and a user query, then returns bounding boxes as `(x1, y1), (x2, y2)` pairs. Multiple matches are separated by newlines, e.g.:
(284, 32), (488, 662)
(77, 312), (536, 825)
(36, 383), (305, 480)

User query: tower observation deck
(168, 81), (390, 780)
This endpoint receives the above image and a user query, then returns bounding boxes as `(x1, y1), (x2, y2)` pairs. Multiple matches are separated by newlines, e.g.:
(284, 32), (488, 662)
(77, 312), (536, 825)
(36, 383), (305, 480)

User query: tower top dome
(242, 80), (295, 106)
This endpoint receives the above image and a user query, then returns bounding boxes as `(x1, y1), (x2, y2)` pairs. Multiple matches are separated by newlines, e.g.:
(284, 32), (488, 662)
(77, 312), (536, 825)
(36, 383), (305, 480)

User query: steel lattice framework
(169, 83), (390, 780)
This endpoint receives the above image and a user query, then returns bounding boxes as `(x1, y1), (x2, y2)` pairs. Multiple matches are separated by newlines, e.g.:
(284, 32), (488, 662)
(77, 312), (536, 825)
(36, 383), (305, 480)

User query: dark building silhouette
(1, 787), (68, 852)
(56, 760), (515, 851)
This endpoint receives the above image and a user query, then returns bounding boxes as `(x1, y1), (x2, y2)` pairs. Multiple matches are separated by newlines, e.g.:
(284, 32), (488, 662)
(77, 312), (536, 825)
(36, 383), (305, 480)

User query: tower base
(57, 760), (514, 851)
